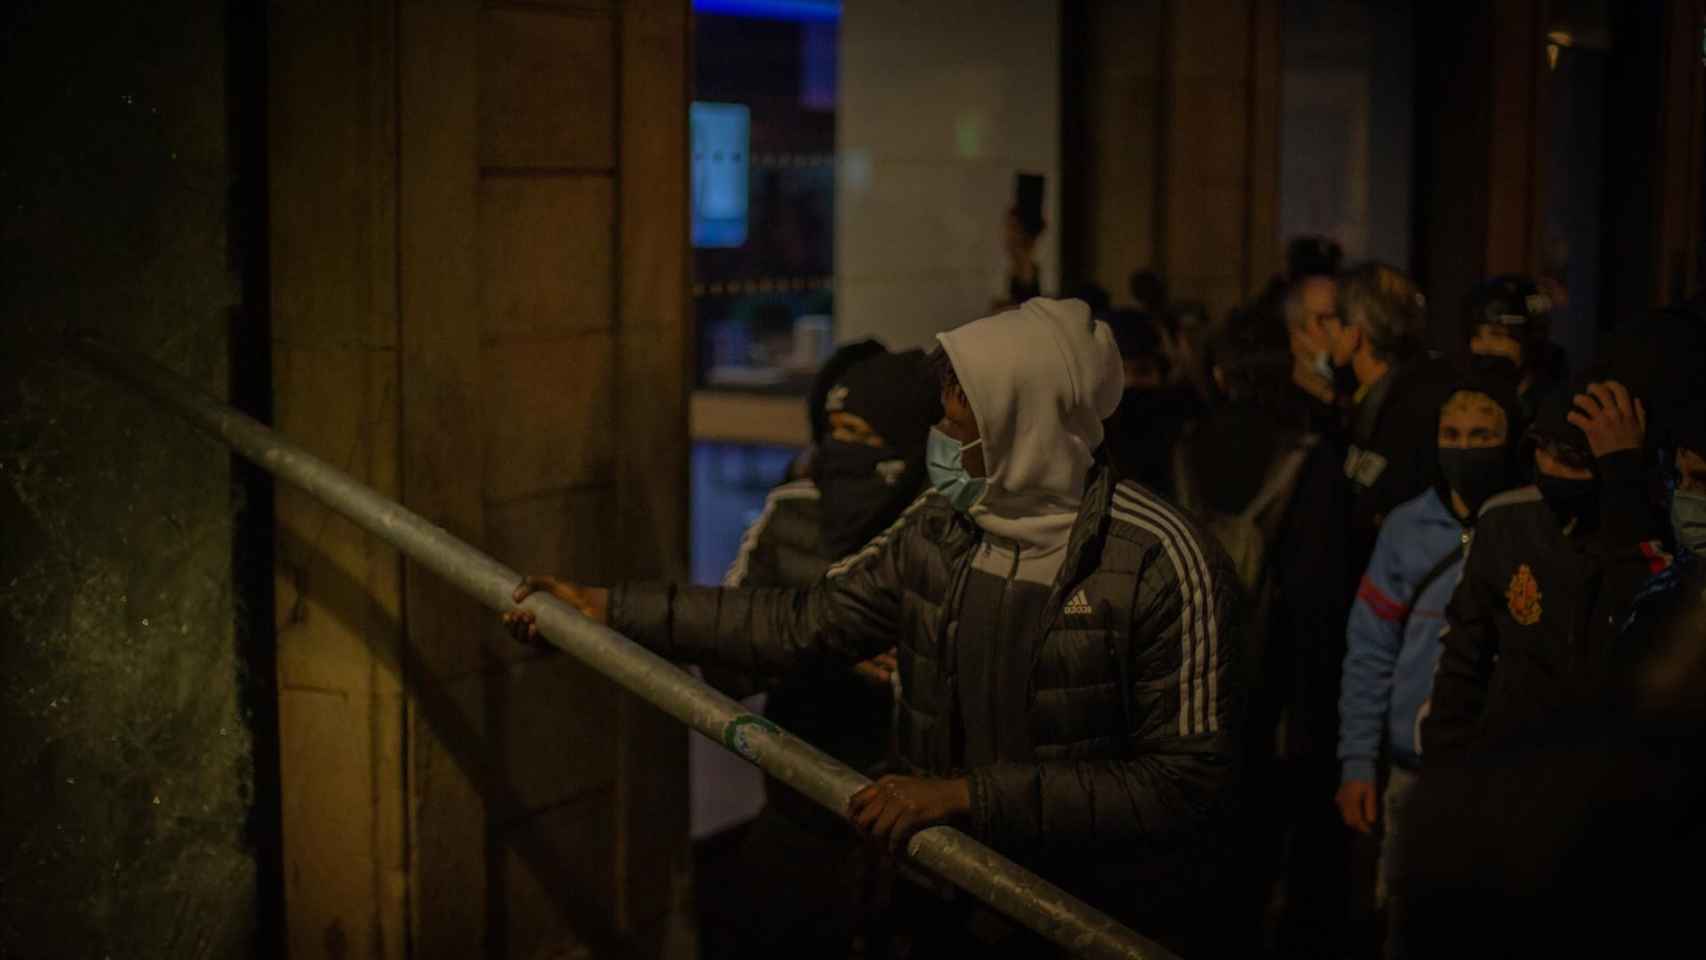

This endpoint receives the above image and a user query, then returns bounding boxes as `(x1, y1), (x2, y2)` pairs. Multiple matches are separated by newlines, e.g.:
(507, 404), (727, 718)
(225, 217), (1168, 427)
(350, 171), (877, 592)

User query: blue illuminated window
(691, 102), (751, 249)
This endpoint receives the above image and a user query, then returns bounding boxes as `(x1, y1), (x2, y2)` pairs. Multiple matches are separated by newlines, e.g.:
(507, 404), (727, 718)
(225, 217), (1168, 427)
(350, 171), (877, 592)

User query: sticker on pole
(721, 714), (780, 762)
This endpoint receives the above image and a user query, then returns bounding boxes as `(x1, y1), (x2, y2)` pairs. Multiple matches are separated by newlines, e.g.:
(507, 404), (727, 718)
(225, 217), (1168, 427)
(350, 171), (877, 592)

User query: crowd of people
(501, 229), (1706, 958)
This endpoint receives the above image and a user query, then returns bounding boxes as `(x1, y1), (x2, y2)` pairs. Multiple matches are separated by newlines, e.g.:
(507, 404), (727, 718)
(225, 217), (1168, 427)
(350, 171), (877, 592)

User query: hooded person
(721, 342), (941, 796)
(1397, 407), (1706, 960)
(697, 342), (940, 957)
(1422, 368), (1674, 762)
(1462, 275), (1563, 426)
(1335, 373), (1524, 955)
(814, 348), (941, 558)
(505, 297), (1247, 955)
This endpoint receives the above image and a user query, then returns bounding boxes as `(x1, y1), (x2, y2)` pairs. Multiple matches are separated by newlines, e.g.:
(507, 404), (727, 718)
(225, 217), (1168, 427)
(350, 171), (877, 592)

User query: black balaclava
(806, 339), (886, 447)
(1435, 373), (1525, 523)
(1463, 275), (1552, 388)
(812, 349), (942, 557)
(1525, 377), (1600, 529)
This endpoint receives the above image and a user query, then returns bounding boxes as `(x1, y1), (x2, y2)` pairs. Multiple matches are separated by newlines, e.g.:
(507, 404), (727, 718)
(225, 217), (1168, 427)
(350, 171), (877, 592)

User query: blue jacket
(1339, 487), (1469, 782)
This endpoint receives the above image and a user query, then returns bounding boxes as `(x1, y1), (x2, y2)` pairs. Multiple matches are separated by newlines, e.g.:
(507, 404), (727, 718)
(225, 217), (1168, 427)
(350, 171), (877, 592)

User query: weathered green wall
(0, 2), (261, 955)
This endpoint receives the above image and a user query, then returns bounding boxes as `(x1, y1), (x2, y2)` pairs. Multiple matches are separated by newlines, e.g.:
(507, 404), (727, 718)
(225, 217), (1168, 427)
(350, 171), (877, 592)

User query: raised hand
(1566, 380), (1646, 458)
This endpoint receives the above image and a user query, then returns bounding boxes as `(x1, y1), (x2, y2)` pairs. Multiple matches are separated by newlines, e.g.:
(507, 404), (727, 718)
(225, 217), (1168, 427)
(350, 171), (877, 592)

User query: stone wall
(0, 2), (264, 955)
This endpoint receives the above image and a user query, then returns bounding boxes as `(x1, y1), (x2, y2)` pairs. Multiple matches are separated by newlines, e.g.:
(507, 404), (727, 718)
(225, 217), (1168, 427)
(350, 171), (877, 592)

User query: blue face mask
(927, 426), (987, 513)
(1672, 488), (1706, 555)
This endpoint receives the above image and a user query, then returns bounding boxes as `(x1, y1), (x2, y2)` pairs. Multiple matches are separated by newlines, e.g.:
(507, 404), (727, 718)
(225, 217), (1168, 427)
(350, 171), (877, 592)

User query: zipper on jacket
(987, 544), (1020, 758)
(940, 532), (977, 772)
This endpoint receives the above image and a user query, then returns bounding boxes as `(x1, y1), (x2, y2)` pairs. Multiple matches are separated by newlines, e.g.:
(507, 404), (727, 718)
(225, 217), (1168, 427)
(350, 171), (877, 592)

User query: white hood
(937, 298), (1124, 555)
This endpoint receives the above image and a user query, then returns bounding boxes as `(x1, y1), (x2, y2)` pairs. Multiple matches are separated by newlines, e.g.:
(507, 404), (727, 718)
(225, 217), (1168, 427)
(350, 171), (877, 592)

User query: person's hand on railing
(849, 774), (970, 852)
(502, 575), (610, 643)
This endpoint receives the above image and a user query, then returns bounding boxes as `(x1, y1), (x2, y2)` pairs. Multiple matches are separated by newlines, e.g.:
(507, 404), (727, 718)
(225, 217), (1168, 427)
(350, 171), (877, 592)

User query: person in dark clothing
(1277, 263), (1346, 431)
(1396, 400), (1706, 959)
(793, 338), (889, 480)
(505, 297), (1246, 955)
(1336, 376), (1524, 959)
(705, 345), (940, 958)
(1395, 585), (1706, 959)
(1129, 268), (1168, 314)
(1254, 263), (1445, 958)
(1461, 274), (1564, 427)
(1001, 206), (1046, 306)
(1421, 376), (1669, 761)
(1101, 307), (1201, 498)
(1166, 294), (1335, 953)
(1321, 263), (1457, 581)
(1286, 234), (1344, 284)
(1213, 272), (1364, 956)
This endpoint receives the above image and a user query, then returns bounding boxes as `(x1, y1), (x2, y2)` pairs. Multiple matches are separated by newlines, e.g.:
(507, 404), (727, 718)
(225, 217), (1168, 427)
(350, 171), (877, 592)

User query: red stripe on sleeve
(1357, 574), (1409, 623)
(1640, 540), (1674, 576)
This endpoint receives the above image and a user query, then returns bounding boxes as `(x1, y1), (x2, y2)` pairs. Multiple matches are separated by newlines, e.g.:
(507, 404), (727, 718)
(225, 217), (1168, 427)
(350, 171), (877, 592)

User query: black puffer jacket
(722, 479), (828, 590)
(612, 468), (1245, 920)
(720, 478), (894, 829)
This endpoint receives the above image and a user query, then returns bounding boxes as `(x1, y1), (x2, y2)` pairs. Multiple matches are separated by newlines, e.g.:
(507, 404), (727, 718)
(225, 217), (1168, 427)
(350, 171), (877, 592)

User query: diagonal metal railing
(76, 337), (1177, 960)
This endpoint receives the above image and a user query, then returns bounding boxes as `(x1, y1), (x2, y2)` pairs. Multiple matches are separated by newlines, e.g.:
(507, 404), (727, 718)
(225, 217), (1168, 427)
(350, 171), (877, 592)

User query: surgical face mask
(926, 426), (987, 513)
(1323, 323), (1360, 395)
(1672, 488), (1706, 555)
(1310, 350), (1333, 382)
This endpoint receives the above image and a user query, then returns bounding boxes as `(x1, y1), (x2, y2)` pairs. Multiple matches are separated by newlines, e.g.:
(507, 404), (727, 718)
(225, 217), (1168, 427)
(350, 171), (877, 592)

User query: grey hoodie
(937, 297), (1125, 579)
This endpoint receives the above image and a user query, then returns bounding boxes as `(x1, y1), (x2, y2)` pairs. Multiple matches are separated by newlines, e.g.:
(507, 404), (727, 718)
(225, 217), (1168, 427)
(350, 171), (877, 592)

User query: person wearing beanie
(1422, 374), (1673, 761)
(1335, 374), (1525, 958)
(503, 298), (1246, 955)
(1395, 398), (1705, 960)
(1461, 274), (1564, 428)
(700, 343), (941, 957)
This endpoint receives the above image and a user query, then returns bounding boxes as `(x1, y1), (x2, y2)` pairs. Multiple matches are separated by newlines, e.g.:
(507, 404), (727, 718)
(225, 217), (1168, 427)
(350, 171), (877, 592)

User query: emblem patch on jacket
(1505, 563), (1542, 626)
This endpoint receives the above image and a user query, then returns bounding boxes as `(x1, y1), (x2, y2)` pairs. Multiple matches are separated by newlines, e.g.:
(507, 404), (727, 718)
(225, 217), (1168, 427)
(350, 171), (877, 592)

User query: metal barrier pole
(76, 338), (1178, 960)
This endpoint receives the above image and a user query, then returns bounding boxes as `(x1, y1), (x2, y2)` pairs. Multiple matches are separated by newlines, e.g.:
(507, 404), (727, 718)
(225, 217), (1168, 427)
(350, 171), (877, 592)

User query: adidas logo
(1063, 589), (1093, 616)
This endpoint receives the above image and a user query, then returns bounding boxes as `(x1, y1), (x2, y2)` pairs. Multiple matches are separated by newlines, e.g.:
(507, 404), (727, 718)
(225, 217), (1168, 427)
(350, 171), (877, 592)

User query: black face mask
(1469, 353), (1522, 385)
(1331, 356), (1361, 399)
(815, 443), (923, 558)
(1439, 446), (1515, 521)
(1535, 472), (1598, 529)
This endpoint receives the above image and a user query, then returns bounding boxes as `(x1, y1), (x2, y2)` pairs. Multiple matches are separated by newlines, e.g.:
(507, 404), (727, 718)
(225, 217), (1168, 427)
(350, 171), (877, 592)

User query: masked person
(1283, 260), (1346, 424)
(1395, 400), (1706, 960)
(1462, 275), (1563, 427)
(504, 298), (1245, 955)
(1421, 376), (1672, 761)
(1319, 263), (1457, 581)
(704, 344), (940, 958)
(1336, 376), (1523, 959)
(1258, 263), (1446, 956)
